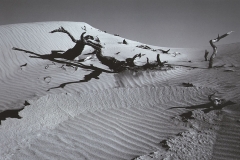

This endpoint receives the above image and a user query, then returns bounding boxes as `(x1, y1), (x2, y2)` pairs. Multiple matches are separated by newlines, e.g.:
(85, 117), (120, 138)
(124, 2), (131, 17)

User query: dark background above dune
(1, 0), (240, 48)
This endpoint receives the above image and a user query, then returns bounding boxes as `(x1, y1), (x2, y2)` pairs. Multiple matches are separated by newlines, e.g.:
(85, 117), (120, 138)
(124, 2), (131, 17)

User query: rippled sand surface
(0, 22), (239, 160)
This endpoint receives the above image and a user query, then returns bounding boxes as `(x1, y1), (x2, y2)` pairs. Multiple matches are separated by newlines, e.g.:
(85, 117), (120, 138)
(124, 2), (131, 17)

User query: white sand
(0, 22), (239, 160)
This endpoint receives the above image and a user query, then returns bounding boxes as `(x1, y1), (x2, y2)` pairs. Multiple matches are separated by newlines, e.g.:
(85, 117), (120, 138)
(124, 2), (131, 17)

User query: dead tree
(49, 28), (165, 72)
(49, 27), (127, 71)
(208, 31), (233, 68)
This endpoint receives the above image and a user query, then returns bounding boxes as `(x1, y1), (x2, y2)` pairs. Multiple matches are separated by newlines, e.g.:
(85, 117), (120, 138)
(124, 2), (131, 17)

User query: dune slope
(0, 22), (239, 160)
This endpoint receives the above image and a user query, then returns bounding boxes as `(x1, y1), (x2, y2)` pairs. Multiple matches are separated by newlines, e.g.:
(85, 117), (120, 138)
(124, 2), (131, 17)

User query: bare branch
(213, 31), (233, 42)
(50, 26), (78, 43)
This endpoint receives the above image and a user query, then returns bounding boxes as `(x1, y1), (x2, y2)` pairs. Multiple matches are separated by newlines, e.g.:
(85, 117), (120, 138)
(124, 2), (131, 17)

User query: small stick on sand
(123, 39), (128, 44)
(208, 93), (222, 107)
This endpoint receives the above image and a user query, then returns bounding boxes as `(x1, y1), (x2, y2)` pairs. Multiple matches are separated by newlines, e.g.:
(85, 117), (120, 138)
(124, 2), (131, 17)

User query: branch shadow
(0, 108), (24, 125)
(168, 100), (236, 114)
(12, 47), (115, 73)
(0, 101), (30, 125)
(47, 70), (102, 91)
(12, 47), (117, 91)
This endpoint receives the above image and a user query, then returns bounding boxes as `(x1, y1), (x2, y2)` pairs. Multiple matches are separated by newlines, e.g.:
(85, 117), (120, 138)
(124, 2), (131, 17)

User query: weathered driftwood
(208, 31), (233, 68)
(94, 50), (126, 71)
(94, 49), (165, 72)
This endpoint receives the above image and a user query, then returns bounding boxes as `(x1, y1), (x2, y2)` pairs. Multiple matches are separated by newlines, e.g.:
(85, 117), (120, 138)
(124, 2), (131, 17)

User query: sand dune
(0, 22), (239, 160)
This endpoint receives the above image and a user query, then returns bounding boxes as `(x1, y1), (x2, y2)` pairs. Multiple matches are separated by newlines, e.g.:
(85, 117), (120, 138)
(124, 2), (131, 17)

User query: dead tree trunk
(156, 54), (164, 66)
(208, 31), (233, 68)
(204, 50), (209, 61)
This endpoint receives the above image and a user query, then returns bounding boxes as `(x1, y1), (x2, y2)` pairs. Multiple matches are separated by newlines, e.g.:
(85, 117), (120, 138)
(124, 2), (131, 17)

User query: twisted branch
(209, 31), (233, 68)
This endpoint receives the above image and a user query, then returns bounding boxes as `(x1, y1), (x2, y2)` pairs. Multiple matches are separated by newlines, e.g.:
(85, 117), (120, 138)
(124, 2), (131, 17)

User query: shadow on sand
(12, 47), (114, 90)
(168, 100), (236, 114)
(0, 108), (24, 125)
(47, 70), (102, 91)
(0, 101), (30, 125)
